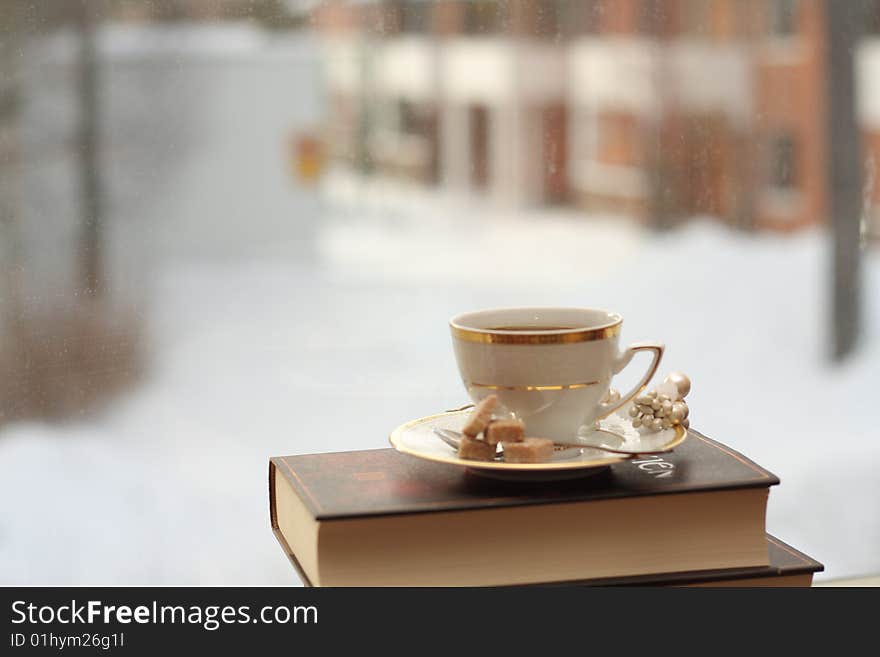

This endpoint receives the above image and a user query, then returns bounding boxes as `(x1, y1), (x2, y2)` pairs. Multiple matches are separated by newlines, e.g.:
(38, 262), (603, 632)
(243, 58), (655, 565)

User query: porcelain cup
(449, 307), (664, 441)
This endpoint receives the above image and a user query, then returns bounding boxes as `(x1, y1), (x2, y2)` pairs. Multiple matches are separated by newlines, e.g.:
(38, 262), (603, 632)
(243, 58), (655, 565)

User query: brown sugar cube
(457, 434), (497, 462)
(461, 394), (498, 437)
(484, 419), (525, 445)
(502, 438), (554, 464)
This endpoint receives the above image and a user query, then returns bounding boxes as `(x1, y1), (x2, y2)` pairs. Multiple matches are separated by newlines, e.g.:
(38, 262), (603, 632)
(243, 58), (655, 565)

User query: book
(269, 429), (778, 586)
(535, 535), (823, 587)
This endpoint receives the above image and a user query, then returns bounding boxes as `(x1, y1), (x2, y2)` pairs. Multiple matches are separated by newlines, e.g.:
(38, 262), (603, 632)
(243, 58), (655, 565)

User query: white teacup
(449, 307), (664, 441)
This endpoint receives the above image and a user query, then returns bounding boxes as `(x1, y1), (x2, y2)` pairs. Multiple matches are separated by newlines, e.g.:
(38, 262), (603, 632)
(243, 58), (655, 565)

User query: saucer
(388, 408), (687, 480)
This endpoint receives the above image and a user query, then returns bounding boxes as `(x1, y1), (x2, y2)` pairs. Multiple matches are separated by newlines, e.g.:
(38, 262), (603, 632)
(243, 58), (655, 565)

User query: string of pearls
(628, 372), (691, 432)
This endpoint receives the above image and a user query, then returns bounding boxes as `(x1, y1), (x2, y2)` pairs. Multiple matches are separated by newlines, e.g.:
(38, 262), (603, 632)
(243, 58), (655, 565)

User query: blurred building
(313, 0), (880, 234)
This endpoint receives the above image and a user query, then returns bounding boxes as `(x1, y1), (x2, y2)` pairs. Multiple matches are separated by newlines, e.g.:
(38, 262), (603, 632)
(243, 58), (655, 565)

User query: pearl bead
(628, 406), (639, 418)
(671, 401), (687, 422)
(655, 381), (679, 400)
(665, 372), (691, 398)
(651, 418), (663, 431)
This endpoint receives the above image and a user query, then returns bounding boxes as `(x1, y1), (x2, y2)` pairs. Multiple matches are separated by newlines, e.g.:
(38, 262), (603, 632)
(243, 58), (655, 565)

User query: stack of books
(268, 429), (821, 586)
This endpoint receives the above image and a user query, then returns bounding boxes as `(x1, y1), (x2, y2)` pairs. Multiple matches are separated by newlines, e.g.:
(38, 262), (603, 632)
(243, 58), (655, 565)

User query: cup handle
(597, 341), (665, 419)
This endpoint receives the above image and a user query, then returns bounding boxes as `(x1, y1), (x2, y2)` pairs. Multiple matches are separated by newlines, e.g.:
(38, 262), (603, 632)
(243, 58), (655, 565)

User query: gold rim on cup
(450, 321), (622, 345)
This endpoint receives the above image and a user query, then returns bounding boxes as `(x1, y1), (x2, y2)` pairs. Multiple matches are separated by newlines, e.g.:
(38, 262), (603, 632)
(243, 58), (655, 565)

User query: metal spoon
(432, 427), (674, 456)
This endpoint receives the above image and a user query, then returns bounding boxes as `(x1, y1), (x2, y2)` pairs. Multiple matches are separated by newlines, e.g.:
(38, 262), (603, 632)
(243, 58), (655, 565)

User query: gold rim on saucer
(388, 409), (688, 472)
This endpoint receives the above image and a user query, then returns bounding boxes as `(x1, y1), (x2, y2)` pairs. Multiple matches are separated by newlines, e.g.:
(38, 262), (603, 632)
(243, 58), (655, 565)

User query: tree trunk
(77, 1), (103, 297)
(826, 1), (864, 361)
(0, 10), (24, 331)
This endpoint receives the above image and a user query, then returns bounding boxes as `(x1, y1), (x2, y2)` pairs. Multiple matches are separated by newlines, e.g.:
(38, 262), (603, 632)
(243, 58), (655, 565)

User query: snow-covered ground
(1, 24), (878, 585)
(1, 213), (878, 584)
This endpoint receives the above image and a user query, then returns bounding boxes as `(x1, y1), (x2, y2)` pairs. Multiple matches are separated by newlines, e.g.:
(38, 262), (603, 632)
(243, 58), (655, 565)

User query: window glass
(400, 0), (432, 33)
(769, 133), (798, 190)
(464, 0), (505, 34)
(770, 0), (799, 37)
(559, 0), (603, 36)
(0, 0), (876, 587)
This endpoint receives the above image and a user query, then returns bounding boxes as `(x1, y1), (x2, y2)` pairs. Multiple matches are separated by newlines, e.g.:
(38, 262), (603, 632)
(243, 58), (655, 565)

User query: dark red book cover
(269, 429), (778, 522)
